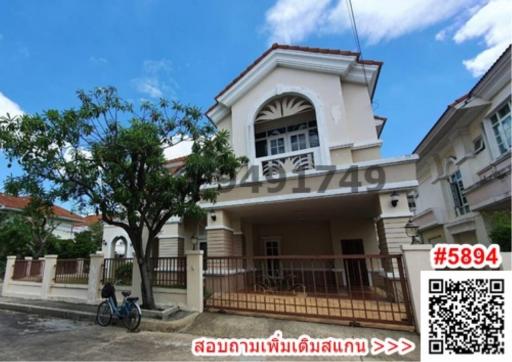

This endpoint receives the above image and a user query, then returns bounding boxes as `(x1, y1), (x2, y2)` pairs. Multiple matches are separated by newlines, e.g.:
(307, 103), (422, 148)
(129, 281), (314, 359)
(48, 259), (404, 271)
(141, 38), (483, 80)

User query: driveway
(0, 309), (420, 361)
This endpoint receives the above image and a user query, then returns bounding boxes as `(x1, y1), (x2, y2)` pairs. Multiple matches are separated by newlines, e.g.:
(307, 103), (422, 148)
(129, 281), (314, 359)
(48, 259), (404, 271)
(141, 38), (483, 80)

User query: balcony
(258, 147), (319, 177)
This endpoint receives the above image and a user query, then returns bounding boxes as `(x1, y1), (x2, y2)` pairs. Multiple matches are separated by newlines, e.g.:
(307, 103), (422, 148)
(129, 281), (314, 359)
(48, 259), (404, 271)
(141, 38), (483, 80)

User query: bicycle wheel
(122, 302), (141, 331)
(96, 301), (113, 327)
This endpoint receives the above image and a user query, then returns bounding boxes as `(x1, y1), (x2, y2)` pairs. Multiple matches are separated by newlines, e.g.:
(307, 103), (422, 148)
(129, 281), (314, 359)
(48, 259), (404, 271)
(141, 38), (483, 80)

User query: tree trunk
(138, 259), (156, 309)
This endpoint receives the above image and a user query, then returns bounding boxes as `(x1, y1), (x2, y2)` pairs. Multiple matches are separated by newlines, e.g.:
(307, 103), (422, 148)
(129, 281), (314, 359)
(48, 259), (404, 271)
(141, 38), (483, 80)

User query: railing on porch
(12, 259), (44, 282)
(54, 259), (90, 284)
(204, 254), (414, 327)
(102, 257), (133, 285)
(151, 257), (186, 288)
(259, 148), (318, 177)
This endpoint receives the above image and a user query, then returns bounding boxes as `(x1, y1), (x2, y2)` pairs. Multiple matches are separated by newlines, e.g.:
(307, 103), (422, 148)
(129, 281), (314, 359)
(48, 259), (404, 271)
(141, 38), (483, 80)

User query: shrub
(115, 263), (133, 285)
(488, 211), (511, 252)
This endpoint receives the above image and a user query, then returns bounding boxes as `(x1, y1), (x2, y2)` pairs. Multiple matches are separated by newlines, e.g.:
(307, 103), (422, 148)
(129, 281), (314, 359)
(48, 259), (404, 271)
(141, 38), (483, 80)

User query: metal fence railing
(102, 258), (133, 285)
(151, 257), (186, 288)
(54, 259), (90, 284)
(204, 254), (414, 327)
(12, 259), (44, 282)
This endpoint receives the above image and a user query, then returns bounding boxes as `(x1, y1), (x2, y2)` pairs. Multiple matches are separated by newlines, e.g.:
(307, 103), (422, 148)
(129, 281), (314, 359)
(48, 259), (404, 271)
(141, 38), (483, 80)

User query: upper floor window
(254, 95), (318, 158)
(490, 101), (511, 155)
(449, 170), (470, 217)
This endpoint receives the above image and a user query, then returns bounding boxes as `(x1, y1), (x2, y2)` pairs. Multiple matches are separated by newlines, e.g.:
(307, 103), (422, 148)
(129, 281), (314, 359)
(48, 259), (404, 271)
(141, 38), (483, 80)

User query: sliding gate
(204, 254), (414, 328)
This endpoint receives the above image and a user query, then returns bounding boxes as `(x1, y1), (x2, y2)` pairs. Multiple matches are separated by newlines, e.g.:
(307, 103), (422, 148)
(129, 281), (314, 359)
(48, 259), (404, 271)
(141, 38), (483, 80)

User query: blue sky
(0, 0), (510, 207)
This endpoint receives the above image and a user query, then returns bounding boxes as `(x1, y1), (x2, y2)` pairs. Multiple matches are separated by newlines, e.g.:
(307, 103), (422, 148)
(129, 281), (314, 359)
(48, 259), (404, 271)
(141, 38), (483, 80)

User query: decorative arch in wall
(111, 236), (128, 258)
(246, 87), (331, 167)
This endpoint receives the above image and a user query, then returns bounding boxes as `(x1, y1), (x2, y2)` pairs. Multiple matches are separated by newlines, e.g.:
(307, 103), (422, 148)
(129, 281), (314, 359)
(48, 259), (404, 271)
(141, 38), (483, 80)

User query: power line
(345, 0), (371, 100)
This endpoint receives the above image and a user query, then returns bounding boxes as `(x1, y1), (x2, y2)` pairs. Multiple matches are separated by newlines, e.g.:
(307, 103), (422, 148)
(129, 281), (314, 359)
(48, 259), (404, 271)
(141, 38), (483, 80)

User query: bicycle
(254, 273), (306, 295)
(96, 282), (142, 331)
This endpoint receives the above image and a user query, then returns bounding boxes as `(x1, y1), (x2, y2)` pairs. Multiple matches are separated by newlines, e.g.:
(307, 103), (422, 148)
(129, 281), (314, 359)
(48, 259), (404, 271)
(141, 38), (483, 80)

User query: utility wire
(345, 0), (372, 100)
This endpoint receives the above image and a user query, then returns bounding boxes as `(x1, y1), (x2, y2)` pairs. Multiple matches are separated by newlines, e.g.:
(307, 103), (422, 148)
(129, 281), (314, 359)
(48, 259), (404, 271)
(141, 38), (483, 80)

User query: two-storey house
(412, 45), (511, 245)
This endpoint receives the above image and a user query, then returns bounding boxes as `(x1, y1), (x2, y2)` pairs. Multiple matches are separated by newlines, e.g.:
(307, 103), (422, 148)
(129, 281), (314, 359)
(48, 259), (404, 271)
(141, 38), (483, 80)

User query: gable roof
(207, 43), (383, 122)
(413, 44), (511, 155)
(0, 193), (84, 222)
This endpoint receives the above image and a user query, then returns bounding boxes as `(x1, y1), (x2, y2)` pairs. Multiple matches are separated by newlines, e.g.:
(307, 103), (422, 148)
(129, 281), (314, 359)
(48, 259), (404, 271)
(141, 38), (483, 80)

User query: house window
(473, 135), (485, 154)
(449, 170), (470, 216)
(270, 138), (285, 155)
(407, 192), (417, 212)
(290, 133), (308, 151)
(490, 101), (511, 155)
(255, 120), (319, 157)
(264, 239), (280, 278)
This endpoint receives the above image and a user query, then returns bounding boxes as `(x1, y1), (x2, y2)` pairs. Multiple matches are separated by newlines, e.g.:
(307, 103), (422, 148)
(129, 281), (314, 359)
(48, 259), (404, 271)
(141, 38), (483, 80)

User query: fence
(102, 258), (133, 285)
(12, 259), (45, 282)
(54, 259), (90, 284)
(2, 252), (203, 312)
(204, 254), (414, 327)
(152, 257), (187, 288)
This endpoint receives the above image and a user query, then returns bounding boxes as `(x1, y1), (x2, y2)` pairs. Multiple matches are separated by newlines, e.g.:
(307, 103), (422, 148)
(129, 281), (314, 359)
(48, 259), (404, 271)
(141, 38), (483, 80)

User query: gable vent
(256, 96), (313, 122)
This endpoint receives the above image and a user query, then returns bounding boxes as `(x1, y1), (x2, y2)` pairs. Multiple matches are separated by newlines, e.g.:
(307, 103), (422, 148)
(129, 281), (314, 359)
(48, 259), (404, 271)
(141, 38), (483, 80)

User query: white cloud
(265, 0), (331, 44)
(263, 0), (510, 76)
(131, 59), (178, 99)
(264, 0), (477, 44)
(89, 56), (108, 65)
(453, 0), (512, 76)
(0, 92), (24, 118)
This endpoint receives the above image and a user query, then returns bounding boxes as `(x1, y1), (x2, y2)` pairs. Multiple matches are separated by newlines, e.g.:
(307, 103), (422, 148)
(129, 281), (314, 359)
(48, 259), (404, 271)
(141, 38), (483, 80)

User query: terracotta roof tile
(0, 193), (84, 222)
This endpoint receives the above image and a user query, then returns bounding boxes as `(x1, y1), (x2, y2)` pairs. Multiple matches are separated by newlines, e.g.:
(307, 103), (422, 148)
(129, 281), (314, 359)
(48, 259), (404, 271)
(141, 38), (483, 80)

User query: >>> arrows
(371, 337), (415, 355)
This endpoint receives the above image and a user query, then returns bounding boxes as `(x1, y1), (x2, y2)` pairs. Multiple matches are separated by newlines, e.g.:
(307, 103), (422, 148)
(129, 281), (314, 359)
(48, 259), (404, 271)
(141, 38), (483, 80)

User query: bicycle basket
(101, 283), (116, 298)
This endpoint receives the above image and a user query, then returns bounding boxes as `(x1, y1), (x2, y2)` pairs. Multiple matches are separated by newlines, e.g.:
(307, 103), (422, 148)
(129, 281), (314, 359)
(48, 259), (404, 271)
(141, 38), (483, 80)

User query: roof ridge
(206, 43), (383, 115)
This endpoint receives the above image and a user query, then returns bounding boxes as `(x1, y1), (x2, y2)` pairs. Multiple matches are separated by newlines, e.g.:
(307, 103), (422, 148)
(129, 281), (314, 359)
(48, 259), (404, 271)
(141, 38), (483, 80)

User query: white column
(24, 256), (32, 277)
(401, 244), (433, 331)
(1, 256), (17, 296)
(185, 250), (204, 312)
(41, 255), (58, 300)
(87, 253), (104, 304)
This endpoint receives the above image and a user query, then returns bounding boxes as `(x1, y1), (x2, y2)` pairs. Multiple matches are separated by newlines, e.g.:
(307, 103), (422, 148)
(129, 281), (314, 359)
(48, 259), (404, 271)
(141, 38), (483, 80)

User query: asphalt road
(0, 309), (420, 361)
(0, 309), (200, 361)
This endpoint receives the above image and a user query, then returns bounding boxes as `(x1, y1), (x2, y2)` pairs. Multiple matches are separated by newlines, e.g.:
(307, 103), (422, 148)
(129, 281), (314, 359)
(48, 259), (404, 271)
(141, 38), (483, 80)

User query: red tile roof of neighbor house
(82, 214), (101, 225)
(206, 43), (383, 114)
(0, 193), (84, 222)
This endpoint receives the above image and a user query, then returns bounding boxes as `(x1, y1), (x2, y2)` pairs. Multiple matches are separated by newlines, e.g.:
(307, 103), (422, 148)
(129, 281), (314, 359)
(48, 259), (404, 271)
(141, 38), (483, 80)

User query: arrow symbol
(386, 338), (399, 355)
(399, 338), (416, 355)
(371, 338), (385, 355)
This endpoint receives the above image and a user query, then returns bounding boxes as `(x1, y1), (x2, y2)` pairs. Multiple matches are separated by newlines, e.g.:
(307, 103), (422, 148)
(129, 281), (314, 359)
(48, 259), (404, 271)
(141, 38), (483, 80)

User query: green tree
(0, 87), (245, 309)
(488, 211), (511, 252)
(3, 177), (58, 258)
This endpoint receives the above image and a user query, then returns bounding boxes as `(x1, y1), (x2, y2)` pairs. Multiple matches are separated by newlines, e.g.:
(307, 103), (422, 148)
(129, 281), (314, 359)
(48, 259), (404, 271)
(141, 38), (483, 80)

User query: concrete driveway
(0, 309), (420, 361)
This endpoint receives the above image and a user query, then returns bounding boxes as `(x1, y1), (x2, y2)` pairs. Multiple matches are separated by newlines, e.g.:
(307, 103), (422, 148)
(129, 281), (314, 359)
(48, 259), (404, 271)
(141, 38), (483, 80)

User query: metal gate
(204, 255), (414, 328)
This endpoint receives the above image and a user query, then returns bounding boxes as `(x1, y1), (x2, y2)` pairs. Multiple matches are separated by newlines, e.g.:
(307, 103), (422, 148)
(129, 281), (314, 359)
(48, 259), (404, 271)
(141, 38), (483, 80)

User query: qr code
(421, 271), (511, 361)
(428, 278), (504, 354)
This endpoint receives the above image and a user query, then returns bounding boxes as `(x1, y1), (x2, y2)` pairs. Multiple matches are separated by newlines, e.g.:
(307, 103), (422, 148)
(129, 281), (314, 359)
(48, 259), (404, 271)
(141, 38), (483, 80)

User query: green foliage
(488, 211), (511, 252)
(0, 213), (33, 257)
(0, 87), (245, 308)
(115, 263), (133, 285)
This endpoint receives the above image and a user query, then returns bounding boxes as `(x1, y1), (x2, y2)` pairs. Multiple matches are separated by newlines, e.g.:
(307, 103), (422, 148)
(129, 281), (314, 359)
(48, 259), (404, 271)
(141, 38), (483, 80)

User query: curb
(0, 301), (199, 332)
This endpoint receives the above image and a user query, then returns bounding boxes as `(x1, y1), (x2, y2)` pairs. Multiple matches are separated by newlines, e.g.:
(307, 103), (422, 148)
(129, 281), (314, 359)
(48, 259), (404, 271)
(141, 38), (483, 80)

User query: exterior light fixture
(405, 219), (420, 244)
(191, 235), (198, 250)
(210, 210), (217, 222)
(390, 192), (400, 207)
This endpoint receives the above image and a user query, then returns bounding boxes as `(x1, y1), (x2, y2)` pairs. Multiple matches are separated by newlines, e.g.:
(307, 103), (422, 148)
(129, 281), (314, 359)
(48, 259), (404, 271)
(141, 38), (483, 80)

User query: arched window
(254, 95), (318, 158)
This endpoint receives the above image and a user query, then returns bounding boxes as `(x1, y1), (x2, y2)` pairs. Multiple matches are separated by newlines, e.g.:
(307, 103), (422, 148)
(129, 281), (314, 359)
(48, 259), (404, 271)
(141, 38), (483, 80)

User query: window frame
(448, 170), (470, 217)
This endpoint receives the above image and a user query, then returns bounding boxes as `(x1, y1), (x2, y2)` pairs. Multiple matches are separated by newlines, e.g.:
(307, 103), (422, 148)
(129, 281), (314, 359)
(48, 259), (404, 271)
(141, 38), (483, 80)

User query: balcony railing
(259, 148), (319, 177)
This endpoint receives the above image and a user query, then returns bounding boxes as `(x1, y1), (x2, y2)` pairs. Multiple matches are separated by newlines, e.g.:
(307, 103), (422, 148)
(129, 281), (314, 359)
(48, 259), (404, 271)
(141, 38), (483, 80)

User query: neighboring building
(412, 46), (511, 244)
(103, 44), (419, 261)
(0, 193), (86, 239)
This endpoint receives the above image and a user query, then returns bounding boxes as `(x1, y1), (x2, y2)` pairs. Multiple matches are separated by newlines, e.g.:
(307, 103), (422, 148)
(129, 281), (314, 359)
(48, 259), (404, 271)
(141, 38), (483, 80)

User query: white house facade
(412, 46), (511, 244)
